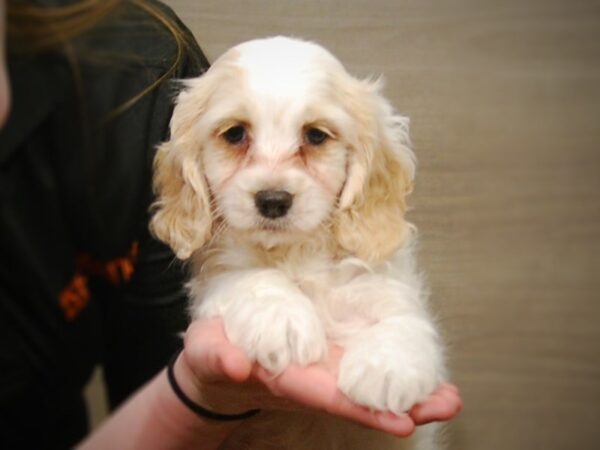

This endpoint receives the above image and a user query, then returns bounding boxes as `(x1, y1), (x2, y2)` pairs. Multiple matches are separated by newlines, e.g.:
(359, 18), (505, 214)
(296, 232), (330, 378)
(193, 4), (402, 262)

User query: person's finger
(253, 364), (416, 437)
(409, 383), (463, 425)
(442, 383), (460, 394)
(184, 318), (252, 382)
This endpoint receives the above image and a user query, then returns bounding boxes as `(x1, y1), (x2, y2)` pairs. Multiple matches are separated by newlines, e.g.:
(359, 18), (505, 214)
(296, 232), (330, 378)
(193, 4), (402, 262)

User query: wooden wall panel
(164, 1), (600, 448)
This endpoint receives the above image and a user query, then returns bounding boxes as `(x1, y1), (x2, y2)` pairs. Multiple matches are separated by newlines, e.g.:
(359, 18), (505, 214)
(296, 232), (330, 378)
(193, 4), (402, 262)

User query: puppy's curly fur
(151, 36), (446, 450)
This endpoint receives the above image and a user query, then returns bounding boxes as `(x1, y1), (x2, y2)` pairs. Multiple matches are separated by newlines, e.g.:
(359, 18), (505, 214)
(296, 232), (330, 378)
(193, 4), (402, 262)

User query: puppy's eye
(305, 127), (329, 146)
(222, 125), (246, 145)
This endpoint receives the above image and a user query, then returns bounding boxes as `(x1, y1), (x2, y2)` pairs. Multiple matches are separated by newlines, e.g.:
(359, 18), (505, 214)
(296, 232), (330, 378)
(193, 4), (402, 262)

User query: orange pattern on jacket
(59, 241), (139, 321)
(59, 273), (90, 321)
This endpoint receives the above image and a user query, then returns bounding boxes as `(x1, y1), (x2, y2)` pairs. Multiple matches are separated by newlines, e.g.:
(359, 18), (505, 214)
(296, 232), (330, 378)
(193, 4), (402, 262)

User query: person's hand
(176, 318), (462, 437)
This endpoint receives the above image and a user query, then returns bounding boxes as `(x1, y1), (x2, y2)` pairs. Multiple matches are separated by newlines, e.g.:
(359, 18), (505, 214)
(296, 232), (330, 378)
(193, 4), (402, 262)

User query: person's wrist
(172, 349), (260, 419)
(147, 353), (244, 450)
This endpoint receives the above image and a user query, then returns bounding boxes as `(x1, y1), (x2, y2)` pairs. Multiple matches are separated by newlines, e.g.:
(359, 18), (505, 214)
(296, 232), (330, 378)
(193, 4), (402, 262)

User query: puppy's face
(152, 37), (415, 261)
(198, 40), (356, 245)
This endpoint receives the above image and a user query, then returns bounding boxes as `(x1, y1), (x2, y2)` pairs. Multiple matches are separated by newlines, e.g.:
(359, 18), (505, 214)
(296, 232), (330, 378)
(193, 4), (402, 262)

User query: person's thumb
(183, 318), (252, 383)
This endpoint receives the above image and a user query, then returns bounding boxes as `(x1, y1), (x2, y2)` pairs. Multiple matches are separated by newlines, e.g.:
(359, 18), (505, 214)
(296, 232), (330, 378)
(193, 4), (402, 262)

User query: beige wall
(163, 1), (600, 448)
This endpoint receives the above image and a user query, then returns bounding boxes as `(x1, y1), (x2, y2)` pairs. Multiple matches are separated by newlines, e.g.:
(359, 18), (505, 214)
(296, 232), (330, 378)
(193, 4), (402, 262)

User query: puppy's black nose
(255, 190), (293, 219)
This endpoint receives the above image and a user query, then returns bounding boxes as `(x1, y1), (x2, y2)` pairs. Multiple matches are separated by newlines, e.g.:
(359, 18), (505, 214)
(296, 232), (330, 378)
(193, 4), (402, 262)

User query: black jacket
(0, 1), (209, 447)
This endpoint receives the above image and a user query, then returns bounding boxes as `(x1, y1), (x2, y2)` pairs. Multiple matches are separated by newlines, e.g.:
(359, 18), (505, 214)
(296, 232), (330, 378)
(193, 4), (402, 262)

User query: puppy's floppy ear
(335, 79), (416, 263)
(150, 77), (215, 260)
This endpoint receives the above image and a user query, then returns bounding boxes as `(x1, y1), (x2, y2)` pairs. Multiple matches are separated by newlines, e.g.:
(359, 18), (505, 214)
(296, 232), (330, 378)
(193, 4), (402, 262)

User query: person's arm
(77, 364), (240, 450)
(79, 319), (462, 449)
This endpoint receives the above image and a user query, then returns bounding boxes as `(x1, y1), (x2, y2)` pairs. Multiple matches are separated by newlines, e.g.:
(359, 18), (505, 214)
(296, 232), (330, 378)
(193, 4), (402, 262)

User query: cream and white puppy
(151, 36), (446, 450)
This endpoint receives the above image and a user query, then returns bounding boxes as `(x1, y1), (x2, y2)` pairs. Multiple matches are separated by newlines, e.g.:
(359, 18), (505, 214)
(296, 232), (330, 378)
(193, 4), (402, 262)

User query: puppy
(151, 36), (446, 450)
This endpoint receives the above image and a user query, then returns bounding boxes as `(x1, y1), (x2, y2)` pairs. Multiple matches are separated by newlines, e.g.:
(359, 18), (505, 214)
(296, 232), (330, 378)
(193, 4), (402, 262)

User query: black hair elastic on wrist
(167, 349), (260, 421)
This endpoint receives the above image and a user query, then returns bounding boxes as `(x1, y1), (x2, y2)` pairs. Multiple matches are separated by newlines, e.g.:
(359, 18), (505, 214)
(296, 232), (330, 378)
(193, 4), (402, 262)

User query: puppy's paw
(221, 289), (327, 374)
(338, 334), (442, 414)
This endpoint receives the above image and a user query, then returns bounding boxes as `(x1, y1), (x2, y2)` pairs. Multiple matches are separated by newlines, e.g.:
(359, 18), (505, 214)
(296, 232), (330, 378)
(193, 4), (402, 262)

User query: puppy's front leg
(332, 276), (445, 415)
(191, 269), (327, 373)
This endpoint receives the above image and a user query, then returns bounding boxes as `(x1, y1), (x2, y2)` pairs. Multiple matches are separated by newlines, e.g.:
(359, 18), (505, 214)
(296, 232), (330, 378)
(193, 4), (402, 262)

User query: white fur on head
(151, 37), (415, 263)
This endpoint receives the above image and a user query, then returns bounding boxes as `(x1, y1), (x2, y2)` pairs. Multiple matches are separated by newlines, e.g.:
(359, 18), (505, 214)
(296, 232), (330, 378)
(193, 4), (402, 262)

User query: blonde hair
(7, 0), (195, 118)
(7, 0), (121, 53)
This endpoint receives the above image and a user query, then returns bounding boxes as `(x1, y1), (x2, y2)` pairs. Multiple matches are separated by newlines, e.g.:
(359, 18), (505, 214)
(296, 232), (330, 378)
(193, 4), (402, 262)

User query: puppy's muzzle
(255, 190), (293, 219)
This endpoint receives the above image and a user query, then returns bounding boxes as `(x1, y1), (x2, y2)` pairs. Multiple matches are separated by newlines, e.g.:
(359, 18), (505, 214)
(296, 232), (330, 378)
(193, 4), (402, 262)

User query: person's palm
(182, 319), (462, 437)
